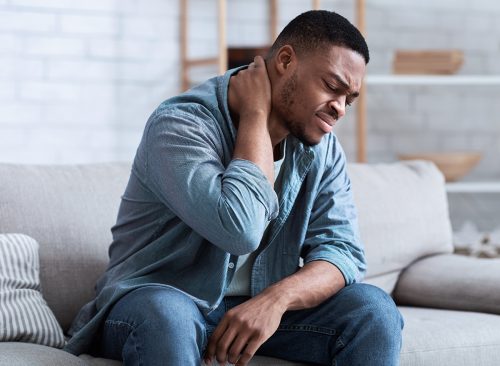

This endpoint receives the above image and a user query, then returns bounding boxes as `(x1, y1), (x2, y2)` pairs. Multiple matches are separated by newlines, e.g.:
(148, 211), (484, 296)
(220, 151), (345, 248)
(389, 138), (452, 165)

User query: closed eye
(324, 80), (355, 107)
(324, 80), (339, 94)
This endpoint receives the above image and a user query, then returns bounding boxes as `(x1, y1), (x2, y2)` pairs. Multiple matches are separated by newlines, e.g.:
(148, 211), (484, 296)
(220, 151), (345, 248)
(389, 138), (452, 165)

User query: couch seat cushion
(76, 307), (500, 366)
(79, 354), (122, 365)
(0, 342), (86, 366)
(78, 354), (309, 365)
(400, 306), (500, 366)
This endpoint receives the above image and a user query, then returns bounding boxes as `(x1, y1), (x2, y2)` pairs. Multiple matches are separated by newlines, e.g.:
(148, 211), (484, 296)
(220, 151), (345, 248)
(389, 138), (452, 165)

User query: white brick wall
(0, 0), (499, 181)
(0, 10), (56, 32)
(0, 0), (178, 164)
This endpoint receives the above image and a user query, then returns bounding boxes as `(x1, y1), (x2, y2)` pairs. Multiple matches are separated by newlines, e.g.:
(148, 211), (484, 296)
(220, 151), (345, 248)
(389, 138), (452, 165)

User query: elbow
(216, 216), (262, 255)
(216, 198), (266, 255)
(227, 229), (261, 255)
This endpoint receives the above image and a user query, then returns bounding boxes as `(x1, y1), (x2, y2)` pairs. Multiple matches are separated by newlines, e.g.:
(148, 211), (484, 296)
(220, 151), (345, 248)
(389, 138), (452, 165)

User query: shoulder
(146, 96), (225, 144)
(150, 75), (225, 127)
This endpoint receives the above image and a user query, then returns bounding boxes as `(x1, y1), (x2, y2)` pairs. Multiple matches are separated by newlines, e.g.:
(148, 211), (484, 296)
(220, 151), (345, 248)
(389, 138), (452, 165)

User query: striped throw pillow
(0, 233), (66, 348)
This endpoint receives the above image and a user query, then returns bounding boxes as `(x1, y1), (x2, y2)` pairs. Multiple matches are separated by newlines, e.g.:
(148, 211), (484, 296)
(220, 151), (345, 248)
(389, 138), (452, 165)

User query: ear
(273, 45), (296, 75)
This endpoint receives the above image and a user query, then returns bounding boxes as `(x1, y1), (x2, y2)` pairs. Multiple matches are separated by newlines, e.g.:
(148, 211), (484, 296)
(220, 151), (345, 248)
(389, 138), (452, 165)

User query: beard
(279, 71), (320, 147)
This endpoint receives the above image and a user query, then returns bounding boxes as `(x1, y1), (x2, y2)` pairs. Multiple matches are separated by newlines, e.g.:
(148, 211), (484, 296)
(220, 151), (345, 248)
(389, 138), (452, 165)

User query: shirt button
(228, 262), (235, 269)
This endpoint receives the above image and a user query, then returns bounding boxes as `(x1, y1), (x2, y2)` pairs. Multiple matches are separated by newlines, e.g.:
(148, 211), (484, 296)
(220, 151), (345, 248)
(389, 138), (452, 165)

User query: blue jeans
(98, 283), (403, 365)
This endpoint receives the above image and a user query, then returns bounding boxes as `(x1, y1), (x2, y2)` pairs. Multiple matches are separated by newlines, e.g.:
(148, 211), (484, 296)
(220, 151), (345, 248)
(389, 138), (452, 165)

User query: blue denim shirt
(65, 68), (366, 355)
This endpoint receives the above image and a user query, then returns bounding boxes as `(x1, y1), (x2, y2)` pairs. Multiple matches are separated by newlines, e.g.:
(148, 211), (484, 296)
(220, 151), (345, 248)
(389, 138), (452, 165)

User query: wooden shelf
(366, 75), (500, 86)
(446, 182), (500, 193)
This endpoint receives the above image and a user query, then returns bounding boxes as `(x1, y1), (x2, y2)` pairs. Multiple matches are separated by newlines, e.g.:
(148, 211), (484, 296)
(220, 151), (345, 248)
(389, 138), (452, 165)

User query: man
(66, 10), (403, 366)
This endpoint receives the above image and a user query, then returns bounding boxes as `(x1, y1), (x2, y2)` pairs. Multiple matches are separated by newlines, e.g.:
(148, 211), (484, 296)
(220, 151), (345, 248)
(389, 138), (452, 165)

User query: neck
(268, 110), (289, 148)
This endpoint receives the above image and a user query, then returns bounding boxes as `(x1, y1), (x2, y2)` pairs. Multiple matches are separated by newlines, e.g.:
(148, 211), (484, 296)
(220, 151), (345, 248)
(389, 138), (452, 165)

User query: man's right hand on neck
(230, 56), (275, 184)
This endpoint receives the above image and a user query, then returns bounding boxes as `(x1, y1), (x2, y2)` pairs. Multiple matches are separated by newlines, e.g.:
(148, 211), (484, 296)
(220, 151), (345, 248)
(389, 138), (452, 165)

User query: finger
(253, 55), (264, 67)
(204, 319), (229, 362)
(227, 333), (251, 364)
(215, 326), (239, 364)
(235, 339), (261, 366)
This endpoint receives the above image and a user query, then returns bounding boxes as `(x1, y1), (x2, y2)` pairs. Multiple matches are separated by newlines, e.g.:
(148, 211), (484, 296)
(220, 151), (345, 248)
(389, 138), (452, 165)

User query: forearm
(260, 260), (346, 312)
(232, 111), (274, 183)
(204, 261), (345, 365)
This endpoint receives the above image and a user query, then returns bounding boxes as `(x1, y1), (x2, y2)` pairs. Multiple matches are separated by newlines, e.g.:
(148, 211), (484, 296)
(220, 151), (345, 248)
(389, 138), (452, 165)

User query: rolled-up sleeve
(301, 138), (366, 285)
(144, 107), (279, 255)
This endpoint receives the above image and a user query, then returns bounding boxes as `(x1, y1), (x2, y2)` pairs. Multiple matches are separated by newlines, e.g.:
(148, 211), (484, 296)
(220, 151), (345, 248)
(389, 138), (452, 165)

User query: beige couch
(0, 161), (499, 366)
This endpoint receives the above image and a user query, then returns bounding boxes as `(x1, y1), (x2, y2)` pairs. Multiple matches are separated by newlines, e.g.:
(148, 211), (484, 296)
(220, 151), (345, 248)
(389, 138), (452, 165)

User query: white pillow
(0, 233), (65, 348)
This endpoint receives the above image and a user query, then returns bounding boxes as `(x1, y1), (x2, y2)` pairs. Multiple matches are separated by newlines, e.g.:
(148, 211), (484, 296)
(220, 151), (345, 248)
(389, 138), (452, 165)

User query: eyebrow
(330, 73), (360, 98)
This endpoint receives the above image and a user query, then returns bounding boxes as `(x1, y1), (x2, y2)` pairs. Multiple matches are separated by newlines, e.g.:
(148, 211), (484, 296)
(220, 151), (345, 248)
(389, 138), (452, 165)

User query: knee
(103, 286), (206, 362)
(115, 286), (203, 335)
(341, 283), (404, 341)
(141, 287), (201, 331)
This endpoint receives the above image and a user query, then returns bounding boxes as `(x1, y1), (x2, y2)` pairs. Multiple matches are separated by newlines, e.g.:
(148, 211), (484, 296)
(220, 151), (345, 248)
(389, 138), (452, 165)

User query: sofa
(0, 160), (499, 366)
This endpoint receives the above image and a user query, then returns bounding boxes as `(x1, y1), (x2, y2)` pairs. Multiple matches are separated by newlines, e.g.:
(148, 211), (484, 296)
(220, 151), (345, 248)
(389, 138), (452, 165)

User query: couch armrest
(393, 253), (500, 315)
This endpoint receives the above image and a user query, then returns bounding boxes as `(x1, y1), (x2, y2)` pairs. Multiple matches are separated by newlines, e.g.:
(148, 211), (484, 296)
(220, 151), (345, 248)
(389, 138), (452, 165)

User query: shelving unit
(353, 6), (500, 198)
(179, 0), (364, 91)
(354, 3), (500, 172)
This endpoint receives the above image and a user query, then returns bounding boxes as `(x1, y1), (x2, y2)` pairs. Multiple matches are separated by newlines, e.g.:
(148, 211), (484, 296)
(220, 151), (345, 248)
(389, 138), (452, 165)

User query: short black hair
(268, 10), (369, 64)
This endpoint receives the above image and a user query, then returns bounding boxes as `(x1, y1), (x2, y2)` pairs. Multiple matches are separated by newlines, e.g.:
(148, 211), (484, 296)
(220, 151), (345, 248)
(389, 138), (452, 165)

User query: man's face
(274, 45), (366, 146)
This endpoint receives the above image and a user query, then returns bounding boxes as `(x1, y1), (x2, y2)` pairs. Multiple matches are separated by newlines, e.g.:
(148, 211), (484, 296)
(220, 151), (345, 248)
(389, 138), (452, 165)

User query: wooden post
(356, 0), (367, 163)
(312, 0), (321, 10)
(218, 0), (227, 75)
(180, 0), (189, 91)
(270, 0), (278, 42)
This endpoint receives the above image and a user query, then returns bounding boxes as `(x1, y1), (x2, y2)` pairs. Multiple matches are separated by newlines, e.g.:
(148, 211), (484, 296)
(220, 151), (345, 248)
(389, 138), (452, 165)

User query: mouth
(315, 112), (336, 133)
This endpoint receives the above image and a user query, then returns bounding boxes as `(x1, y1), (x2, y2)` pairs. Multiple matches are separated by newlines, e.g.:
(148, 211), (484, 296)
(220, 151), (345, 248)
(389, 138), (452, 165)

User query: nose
(329, 96), (346, 119)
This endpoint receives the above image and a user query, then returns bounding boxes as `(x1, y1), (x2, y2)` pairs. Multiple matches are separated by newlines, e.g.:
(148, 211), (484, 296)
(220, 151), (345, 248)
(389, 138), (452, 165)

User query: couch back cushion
(0, 163), (130, 331)
(348, 160), (454, 293)
(0, 160), (453, 331)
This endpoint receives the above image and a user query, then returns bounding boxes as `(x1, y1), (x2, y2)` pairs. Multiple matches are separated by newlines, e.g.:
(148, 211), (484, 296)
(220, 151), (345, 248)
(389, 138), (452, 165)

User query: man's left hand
(203, 291), (285, 366)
